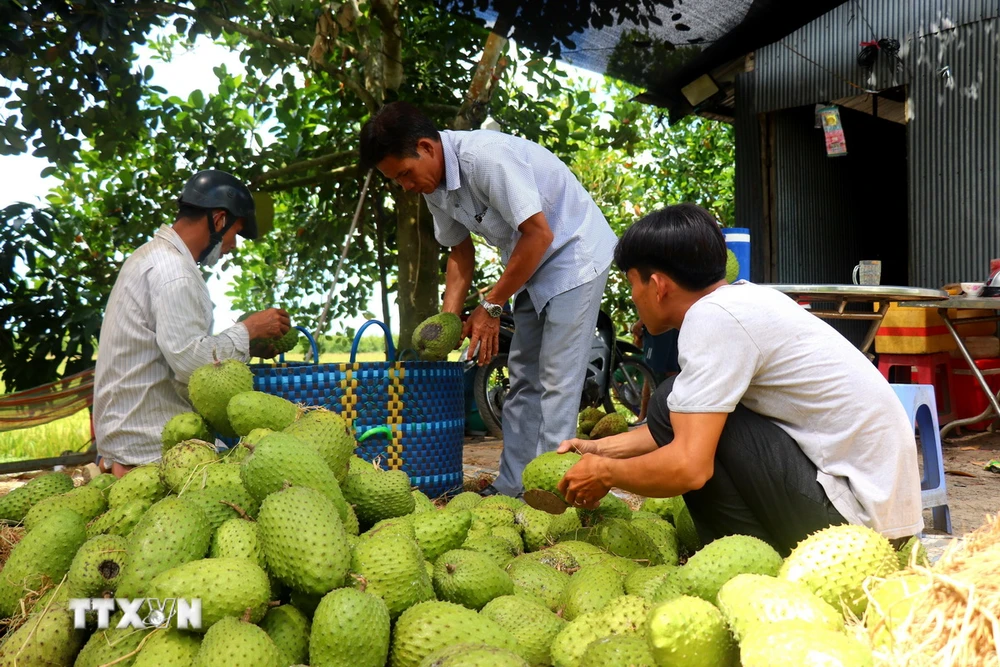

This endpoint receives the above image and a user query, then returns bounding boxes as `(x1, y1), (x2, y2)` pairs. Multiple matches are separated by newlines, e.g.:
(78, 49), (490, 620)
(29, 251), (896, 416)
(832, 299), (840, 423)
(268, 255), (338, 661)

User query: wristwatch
(480, 298), (503, 318)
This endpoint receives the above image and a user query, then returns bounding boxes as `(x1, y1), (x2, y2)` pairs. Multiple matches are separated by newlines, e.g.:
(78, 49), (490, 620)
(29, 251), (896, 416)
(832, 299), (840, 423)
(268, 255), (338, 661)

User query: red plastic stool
(877, 352), (955, 423)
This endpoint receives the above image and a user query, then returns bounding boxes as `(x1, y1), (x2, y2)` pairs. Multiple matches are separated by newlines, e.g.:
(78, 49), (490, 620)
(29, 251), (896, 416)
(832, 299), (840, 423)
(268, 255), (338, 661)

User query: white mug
(852, 260), (882, 286)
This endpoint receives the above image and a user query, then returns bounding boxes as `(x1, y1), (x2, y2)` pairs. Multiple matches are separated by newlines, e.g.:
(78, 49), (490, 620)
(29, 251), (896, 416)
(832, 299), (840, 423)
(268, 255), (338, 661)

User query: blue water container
(722, 227), (751, 282)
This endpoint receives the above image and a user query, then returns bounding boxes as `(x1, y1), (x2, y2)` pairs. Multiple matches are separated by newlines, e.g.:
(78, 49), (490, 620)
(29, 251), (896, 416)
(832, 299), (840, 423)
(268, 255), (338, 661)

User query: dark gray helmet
(178, 169), (258, 239)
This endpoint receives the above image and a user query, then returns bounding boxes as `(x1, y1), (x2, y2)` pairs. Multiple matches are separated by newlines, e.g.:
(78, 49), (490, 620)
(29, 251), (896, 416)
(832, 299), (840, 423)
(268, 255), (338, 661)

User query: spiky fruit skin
(259, 605), (310, 667)
(88, 473), (117, 495)
(625, 564), (679, 598)
(108, 464), (166, 509)
(133, 629), (202, 667)
(0, 473), (74, 523)
(228, 391), (298, 436)
(559, 564), (625, 621)
(0, 606), (83, 666)
(86, 497), (151, 539)
(412, 489), (436, 514)
(549, 611), (605, 667)
(182, 483), (260, 529)
(417, 643), (529, 667)
(411, 312), (462, 361)
(162, 411), (213, 453)
(864, 573), (933, 649)
(342, 470), (415, 530)
(589, 413), (628, 440)
(257, 486), (351, 596)
(283, 410), (356, 483)
(433, 549), (514, 610)
(115, 496), (213, 599)
(160, 439), (219, 493)
(645, 595), (737, 667)
(310, 588), (391, 667)
(413, 509), (472, 561)
(577, 407), (606, 436)
(240, 313), (301, 356)
(491, 526), (525, 554)
(521, 452), (581, 498)
(147, 557), (271, 630)
(716, 573), (843, 641)
(504, 558), (571, 612)
(211, 517), (267, 568)
(390, 600), (520, 667)
(67, 534), (128, 598)
(631, 516), (680, 565)
(194, 616), (281, 667)
(481, 595), (566, 667)
(350, 532), (434, 618)
(896, 535), (929, 568)
(0, 509), (87, 618)
(739, 622), (874, 667)
(778, 524), (898, 617)
(23, 485), (106, 532)
(188, 358), (254, 438)
(638, 496), (676, 522)
(725, 248), (740, 284)
(553, 540), (605, 567)
(446, 491), (483, 512)
(675, 534), (783, 603)
(580, 634), (655, 667)
(672, 499), (701, 554)
(462, 535), (519, 568)
(74, 616), (151, 667)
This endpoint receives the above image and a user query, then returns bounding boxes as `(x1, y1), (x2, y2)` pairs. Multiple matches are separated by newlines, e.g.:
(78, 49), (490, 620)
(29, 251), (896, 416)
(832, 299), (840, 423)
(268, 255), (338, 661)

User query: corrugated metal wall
(733, 73), (766, 282)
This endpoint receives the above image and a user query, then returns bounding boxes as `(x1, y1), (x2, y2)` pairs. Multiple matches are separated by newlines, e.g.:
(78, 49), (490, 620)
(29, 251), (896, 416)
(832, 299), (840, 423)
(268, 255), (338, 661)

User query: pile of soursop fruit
(0, 358), (925, 666)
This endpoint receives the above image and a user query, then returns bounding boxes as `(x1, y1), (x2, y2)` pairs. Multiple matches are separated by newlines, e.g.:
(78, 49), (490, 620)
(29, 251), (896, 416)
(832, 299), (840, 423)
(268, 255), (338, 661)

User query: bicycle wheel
(473, 353), (509, 439)
(608, 356), (658, 420)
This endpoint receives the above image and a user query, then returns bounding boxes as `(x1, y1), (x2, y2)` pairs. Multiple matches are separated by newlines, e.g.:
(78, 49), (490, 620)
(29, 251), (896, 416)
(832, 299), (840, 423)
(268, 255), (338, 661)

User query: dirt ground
(462, 430), (1000, 541)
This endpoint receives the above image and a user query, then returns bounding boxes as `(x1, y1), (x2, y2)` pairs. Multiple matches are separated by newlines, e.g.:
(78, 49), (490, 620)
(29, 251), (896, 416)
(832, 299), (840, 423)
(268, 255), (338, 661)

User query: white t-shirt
(668, 282), (923, 539)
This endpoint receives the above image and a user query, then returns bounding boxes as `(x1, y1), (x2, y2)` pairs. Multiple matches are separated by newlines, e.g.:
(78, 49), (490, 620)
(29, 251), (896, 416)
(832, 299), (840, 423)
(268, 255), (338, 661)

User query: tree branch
(250, 150), (358, 187)
(150, 2), (379, 111)
(255, 165), (360, 192)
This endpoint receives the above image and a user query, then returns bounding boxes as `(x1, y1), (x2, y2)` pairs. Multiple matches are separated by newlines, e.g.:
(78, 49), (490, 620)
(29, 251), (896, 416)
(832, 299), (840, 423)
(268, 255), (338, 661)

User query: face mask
(199, 240), (223, 268)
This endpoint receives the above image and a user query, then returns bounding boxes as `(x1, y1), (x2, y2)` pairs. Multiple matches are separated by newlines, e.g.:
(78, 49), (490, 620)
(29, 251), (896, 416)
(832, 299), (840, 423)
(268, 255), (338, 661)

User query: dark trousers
(647, 378), (846, 556)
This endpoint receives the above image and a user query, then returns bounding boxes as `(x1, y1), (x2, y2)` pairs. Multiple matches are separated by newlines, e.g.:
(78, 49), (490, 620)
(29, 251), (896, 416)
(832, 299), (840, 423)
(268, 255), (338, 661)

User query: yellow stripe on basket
(387, 364), (404, 469)
(339, 365), (359, 426)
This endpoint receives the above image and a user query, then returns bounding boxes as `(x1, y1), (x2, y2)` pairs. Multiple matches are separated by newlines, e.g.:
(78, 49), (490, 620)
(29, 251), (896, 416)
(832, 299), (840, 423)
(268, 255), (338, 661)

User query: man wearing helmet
(93, 170), (290, 476)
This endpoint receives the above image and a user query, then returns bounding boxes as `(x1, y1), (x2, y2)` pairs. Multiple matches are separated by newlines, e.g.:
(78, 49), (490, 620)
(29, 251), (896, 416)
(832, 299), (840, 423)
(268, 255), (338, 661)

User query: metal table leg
(939, 310), (1000, 438)
(860, 300), (889, 359)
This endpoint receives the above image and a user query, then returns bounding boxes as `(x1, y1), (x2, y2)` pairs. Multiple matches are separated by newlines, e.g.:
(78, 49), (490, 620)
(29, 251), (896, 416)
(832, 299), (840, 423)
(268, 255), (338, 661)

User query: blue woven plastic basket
(233, 321), (465, 497)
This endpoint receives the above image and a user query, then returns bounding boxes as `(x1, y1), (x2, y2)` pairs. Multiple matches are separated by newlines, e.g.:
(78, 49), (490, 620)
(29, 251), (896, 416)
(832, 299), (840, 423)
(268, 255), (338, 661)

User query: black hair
(176, 203), (211, 223)
(614, 203), (727, 291)
(358, 101), (441, 170)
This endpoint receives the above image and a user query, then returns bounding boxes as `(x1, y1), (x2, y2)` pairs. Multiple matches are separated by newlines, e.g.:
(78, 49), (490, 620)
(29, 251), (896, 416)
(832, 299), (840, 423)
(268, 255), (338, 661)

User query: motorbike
(463, 308), (657, 439)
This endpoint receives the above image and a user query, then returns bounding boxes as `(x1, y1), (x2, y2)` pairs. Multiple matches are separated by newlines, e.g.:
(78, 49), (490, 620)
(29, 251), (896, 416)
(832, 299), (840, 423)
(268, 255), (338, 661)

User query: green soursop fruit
(67, 534), (128, 598)
(188, 357), (254, 438)
(630, 516), (680, 565)
(0, 605), (83, 666)
(462, 535), (519, 568)
(147, 557), (271, 630)
(589, 413), (628, 440)
(515, 505), (555, 552)
(180, 483), (260, 529)
(160, 439), (219, 493)
(413, 509), (472, 561)
(672, 499), (701, 554)
(342, 469), (415, 530)
(283, 409), (356, 483)
(778, 523), (897, 617)
(0, 509), (86, 618)
(411, 489), (436, 514)
(115, 496), (213, 599)
(86, 497), (151, 539)
(389, 600), (520, 667)
(517, 543), (579, 571)
(578, 518), (661, 565)
(896, 534), (929, 568)
(578, 407), (606, 436)
(108, 464), (166, 508)
(210, 518), (267, 569)
(477, 495), (522, 512)
(549, 611), (605, 667)
(638, 496), (676, 522)
(559, 564), (625, 621)
(74, 614), (151, 667)
(481, 594), (566, 667)
(239, 312), (301, 356)
(471, 505), (516, 529)
(241, 432), (350, 523)
(521, 451), (580, 500)
(257, 486), (351, 595)
(597, 594), (652, 636)
(411, 312), (462, 362)
(133, 629), (202, 667)
(418, 643), (528, 667)
(162, 412), (213, 453)
(350, 532), (434, 618)
(260, 605), (310, 667)
(310, 588), (391, 667)
(361, 515), (415, 542)
(504, 558), (571, 612)
(446, 491), (483, 512)
(0, 472), (74, 523)
(194, 616), (281, 667)
(88, 472), (118, 496)
(23, 484), (106, 532)
(739, 622), (874, 667)
(580, 634), (654, 667)
(716, 573), (843, 641)
(491, 526), (525, 553)
(645, 595), (737, 667)
(625, 564), (679, 599)
(228, 391), (299, 437)
(577, 493), (633, 525)
(725, 248), (740, 284)
(675, 534), (783, 603)
(433, 549), (514, 610)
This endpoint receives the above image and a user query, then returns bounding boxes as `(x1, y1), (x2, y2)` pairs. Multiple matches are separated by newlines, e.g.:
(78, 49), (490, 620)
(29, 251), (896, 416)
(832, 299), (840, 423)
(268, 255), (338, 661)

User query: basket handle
(351, 320), (395, 363)
(279, 326), (318, 363)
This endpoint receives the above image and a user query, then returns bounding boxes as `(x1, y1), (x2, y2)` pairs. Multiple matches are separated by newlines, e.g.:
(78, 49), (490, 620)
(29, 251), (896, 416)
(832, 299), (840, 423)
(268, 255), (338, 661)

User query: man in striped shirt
(360, 102), (617, 497)
(94, 170), (290, 476)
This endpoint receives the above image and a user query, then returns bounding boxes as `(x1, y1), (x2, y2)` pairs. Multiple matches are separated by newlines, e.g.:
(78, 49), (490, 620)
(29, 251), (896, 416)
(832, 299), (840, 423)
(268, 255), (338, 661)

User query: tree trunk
(395, 191), (440, 349)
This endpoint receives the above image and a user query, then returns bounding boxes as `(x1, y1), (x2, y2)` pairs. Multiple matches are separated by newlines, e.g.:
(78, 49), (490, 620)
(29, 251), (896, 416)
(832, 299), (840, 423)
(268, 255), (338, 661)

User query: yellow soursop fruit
(411, 312), (463, 362)
(310, 588), (391, 667)
(715, 573), (843, 641)
(739, 621), (874, 667)
(645, 595), (737, 667)
(188, 357), (254, 438)
(779, 524), (898, 617)
(674, 534), (783, 603)
(227, 390), (298, 436)
(162, 411), (213, 454)
(0, 472), (74, 523)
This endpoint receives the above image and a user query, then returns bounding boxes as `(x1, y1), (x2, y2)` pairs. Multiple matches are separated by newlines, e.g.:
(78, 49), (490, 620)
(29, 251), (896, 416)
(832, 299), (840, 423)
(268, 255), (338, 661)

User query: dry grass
(0, 525), (24, 569)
